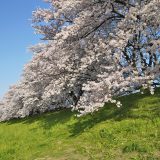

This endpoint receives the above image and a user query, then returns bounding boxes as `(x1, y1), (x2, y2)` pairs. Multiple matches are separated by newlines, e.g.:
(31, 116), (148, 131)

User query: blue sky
(0, 0), (49, 98)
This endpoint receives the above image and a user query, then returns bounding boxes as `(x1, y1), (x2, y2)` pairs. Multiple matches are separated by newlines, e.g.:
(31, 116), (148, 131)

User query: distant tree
(0, 0), (160, 121)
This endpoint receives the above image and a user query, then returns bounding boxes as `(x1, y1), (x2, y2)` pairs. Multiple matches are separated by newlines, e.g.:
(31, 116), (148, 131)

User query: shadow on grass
(6, 108), (74, 130)
(68, 89), (160, 137)
(4, 88), (160, 136)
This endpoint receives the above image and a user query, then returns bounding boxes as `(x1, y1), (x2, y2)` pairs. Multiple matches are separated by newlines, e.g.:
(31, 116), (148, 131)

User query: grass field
(0, 89), (160, 160)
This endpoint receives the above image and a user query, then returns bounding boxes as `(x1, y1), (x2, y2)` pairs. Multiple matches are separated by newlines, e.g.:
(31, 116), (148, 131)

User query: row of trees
(0, 0), (160, 121)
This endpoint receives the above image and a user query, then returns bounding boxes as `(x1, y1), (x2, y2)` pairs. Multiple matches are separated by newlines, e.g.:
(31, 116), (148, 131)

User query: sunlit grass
(0, 89), (160, 160)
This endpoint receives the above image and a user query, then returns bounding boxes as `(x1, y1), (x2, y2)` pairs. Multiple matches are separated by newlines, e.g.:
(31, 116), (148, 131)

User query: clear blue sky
(0, 0), (48, 98)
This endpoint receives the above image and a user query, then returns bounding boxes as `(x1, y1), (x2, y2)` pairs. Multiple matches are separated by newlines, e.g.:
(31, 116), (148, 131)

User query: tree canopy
(0, 0), (160, 121)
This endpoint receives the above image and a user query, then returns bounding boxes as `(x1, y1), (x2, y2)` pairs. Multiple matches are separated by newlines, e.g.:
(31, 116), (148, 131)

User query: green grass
(0, 89), (160, 160)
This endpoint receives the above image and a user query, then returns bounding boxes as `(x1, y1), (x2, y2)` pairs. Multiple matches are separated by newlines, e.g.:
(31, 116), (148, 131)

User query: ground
(0, 89), (160, 160)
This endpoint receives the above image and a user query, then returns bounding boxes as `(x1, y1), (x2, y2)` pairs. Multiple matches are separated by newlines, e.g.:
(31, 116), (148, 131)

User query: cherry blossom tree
(0, 0), (159, 121)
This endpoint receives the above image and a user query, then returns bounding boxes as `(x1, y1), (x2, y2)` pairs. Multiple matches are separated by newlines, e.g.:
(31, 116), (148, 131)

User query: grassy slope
(0, 89), (160, 160)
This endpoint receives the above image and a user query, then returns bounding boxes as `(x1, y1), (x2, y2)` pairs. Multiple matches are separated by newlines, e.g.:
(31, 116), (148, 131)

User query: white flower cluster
(0, 0), (160, 121)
